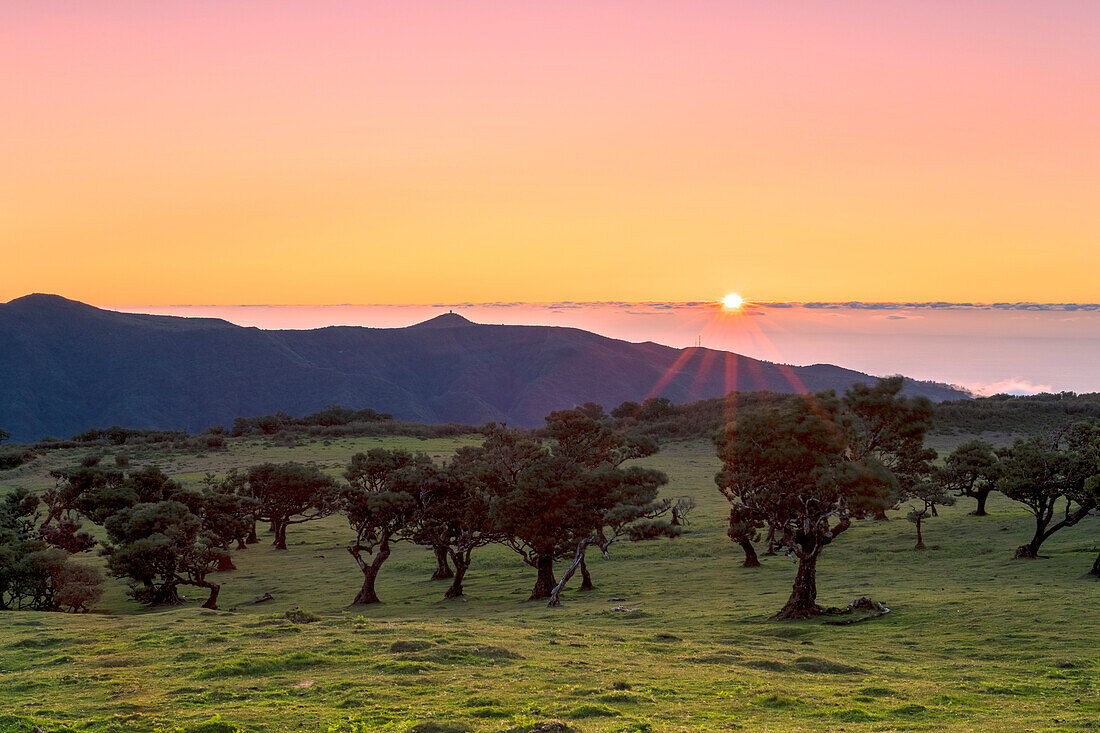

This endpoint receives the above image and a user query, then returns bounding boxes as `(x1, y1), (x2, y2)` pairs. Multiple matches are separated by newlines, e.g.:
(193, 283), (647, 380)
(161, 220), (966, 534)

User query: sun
(722, 293), (744, 310)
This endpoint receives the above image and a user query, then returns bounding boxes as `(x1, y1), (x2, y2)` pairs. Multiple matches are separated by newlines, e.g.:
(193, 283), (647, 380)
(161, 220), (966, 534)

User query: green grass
(1, 436), (1098, 732)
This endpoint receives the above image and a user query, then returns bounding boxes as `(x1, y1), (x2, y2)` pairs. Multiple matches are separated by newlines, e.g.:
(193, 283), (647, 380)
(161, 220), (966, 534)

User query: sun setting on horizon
(722, 293), (745, 310)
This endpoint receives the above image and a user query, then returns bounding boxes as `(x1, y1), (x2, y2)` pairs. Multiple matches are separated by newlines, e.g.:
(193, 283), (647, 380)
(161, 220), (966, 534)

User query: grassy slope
(1, 436), (1098, 733)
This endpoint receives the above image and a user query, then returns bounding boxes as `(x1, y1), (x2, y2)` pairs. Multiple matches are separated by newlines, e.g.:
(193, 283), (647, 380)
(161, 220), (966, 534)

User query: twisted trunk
(763, 524), (778, 556)
(914, 515), (925, 550)
(548, 542), (590, 607)
(197, 579), (221, 609)
(444, 552), (470, 599)
(216, 551), (236, 572)
(272, 518), (289, 550)
(970, 490), (990, 516)
(431, 544), (454, 580)
(1015, 518), (1049, 558)
(579, 558), (594, 591)
(777, 550), (821, 619)
(529, 553), (557, 601)
(739, 538), (760, 567)
(149, 582), (183, 606)
(349, 538), (391, 604)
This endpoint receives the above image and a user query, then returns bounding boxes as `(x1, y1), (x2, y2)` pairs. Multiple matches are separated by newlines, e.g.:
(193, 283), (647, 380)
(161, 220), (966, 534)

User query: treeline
(0, 406), (483, 469)
(714, 378), (1100, 619)
(605, 390), (1100, 442)
(229, 405), (393, 435)
(1, 406), (686, 612)
(932, 392), (1100, 436)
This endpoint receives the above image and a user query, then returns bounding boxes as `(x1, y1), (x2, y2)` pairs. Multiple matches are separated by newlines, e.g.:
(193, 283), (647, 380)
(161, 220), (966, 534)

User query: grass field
(2, 436), (1099, 732)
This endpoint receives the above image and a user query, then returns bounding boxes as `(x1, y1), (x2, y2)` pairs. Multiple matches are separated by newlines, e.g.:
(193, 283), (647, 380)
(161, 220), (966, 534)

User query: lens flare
(722, 293), (744, 310)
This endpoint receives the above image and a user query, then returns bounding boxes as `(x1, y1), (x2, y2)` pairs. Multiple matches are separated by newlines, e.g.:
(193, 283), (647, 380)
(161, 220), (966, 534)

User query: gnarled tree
(997, 425), (1099, 559)
(245, 462), (337, 550)
(715, 390), (896, 619)
(102, 500), (226, 608)
(415, 456), (501, 599)
(341, 449), (425, 604)
(937, 439), (1000, 516)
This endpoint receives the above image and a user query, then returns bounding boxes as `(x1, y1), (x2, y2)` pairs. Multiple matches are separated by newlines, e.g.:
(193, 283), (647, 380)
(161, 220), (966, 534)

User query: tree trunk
(529, 553), (557, 601)
(216, 552), (236, 572)
(445, 555), (469, 599)
(246, 520), (258, 544)
(579, 558), (594, 591)
(350, 539), (391, 605)
(670, 506), (681, 526)
(1090, 551), (1100, 578)
(431, 544), (454, 580)
(150, 583), (183, 606)
(272, 518), (288, 550)
(873, 508), (889, 521)
(776, 551), (821, 619)
(763, 525), (778, 556)
(199, 581), (221, 609)
(268, 520), (277, 533)
(914, 516), (925, 550)
(970, 490), (990, 516)
(740, 538), (761, 567)
(547, 542), (591, 607)
(236, 537), (247, 550)
(1014, 521), (1048, 559)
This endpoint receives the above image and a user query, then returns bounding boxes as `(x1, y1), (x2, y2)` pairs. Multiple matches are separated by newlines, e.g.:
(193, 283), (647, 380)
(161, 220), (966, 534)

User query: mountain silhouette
(0, 294), (968, 441)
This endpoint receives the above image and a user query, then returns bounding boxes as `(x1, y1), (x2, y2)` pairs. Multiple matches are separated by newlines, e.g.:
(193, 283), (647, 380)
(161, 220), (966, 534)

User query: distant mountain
(0, 294), (968, 441)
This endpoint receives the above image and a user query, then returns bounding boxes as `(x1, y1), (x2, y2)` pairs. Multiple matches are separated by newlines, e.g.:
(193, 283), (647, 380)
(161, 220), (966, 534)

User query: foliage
(715, 386), (904, 618)
(997, 422), (1100, 558)
(102, 500), (225, 608)
(340, 449), (426, 604)
(245, 462), (338, 549)
(936, 439), (1000, 515)
(0, 488), (103, 612)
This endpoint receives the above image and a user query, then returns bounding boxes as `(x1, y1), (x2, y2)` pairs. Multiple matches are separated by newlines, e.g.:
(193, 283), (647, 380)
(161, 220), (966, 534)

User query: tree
(715, 391), (896, 619)
(544, 462), (676, 607)
(46, 464), (128, 525)
(191, 472), (257, 570)
(997, 425), (1099, 559)
(904, 478), (955, 550)
(486, 406), (679, 607)
(1, 489), (103, 613)
(245, 463), (337, 549)
(468, 424), (590, 600)
(415, 457), (501, 599)
(102, 500), (225, 608)
(937, 439), (1000, 516)
(341, 449), (425, 604)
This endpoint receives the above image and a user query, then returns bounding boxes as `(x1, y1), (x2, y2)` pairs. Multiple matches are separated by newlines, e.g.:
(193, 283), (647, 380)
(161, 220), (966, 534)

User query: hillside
(0, 294), (967, 441)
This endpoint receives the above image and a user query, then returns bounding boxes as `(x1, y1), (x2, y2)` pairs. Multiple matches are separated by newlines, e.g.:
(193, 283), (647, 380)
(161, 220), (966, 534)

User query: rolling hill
(0, 294), (968, 441)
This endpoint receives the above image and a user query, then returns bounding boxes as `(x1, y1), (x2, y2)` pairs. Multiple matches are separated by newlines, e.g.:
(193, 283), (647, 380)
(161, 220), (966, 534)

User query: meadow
(1, 434), (1098, 732)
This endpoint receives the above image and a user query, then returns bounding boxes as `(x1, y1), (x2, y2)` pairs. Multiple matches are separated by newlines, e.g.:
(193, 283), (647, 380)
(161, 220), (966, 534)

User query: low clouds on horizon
(147, 301), (1100, 312)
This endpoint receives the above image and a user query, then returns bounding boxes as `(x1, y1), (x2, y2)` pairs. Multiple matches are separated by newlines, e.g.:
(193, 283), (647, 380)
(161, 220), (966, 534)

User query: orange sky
(3, 1), (1099, 305)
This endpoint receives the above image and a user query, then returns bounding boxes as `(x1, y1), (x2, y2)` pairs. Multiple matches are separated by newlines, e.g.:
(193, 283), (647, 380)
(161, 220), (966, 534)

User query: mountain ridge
(0, 294), (969, 441)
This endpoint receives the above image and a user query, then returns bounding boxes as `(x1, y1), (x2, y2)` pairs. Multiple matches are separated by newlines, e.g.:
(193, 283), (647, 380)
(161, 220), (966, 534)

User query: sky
(3, 0), (1100, 306)
(4, 2), (1099, 394)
